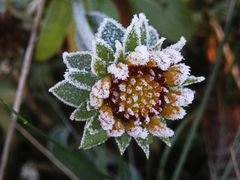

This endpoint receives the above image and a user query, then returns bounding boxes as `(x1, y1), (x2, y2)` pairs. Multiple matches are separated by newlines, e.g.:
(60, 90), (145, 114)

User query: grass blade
(171, 0), (238, 179)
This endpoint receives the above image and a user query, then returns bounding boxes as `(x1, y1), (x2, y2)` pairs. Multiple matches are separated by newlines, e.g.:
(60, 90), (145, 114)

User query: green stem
(171, 0), (238, 179)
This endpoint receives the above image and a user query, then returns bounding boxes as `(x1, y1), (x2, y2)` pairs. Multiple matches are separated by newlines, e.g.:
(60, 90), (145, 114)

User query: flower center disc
(107, 66), (166, 121)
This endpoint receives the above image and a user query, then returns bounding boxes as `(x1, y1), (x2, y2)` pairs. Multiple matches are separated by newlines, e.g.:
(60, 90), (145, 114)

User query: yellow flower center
(106, 66), (166, 121)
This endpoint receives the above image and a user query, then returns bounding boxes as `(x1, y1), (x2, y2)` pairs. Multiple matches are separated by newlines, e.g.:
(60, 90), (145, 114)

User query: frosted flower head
(49, 13), (205, 158)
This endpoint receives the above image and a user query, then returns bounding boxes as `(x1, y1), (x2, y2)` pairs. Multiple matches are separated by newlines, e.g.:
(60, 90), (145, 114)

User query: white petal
(150, 51), (171, 70)
(127, 126), (148, 139)
(99, 110), (115, 130)
(107, 63), (129, 80)
(127, 45), (149, 65)
(149, 124), (174, 138)
(91, 78), (111, 98)
(89, 92), (103, 108)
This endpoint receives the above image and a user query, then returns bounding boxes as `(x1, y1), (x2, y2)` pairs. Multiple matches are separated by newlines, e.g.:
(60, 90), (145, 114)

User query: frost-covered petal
(166, 87), (195, 107)
(107, 63), (129, 80)
(163, 63), (190, 85)
(126, 45), (149, 65)
(162, 48), (183, 64)
(161, 37), (186, 64)
(91, 77), (111, 99)
(106, 119), (125, 137)
(161, 105), (186, 120)
(150, 51), (171, 71)
(146, 116), (174, 138)
(89, 92), (103, 108)
(125, 120), (148, 139)
(99, 105), (115, 130)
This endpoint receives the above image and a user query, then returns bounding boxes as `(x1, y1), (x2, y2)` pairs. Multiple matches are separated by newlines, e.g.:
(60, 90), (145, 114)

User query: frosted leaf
(63, 51), (92, 72)
(70, 102), (97, 121)
(148, 26), (159, 47)
(96, 18), (125, 50)
(80, 116), (108, 149)
(107, 63), (129, 80)
(123, 15), (141, 53)
(115, 133), (132, 155)
(64, 69), (98, 91)
(49, 80), (89, 108)
(114, 40), (125, 63)
(87, 11), (107, 33)
(135, 137), (150, 159)
(138, 13), (149, 45)
(182, 75), (205, 86)
(91, 57), (108, 77)
(150, 37), (166, 51)
(161, 137), (172, 147)
(167, 36), (186, 51)
(93, 38), (115, 64)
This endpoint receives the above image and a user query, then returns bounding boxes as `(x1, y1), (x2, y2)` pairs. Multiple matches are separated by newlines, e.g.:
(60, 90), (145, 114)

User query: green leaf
(72, 2), (94, 50)
(63, 51), (92, 72)
(182, 76), (205, 86)
(49, 125), (108, 180)
(115, 133), (132, 155)
(35, 0), (72, 61)
(94, 39), (115, 63)
(114, 40), (125, 63)
(70, 102), (97, 121)
(135, 137), (150, 159)
(80, 116), (108, 149)
(49, 80), (89, 107)
(160, 137), (172, 147)
(129, 0), (196, 41)
(92, 0), (119, 21)
(87, 11), (107, 33)
(91, 57), (108, 77)
(124, 23), (140, 53)
(148, 26), (159, 47)
(139, 14), (148, 45)
(64, 69), (98, 91)
(96, 17), (125, 50)
(135, 135), (153, 159)
(0, 98), (108, 180)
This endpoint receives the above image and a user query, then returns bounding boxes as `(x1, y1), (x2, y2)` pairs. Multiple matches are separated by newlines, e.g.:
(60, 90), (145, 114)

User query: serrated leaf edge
(63, 51), (92, 70)
(49, 80), (79, 108)
(64, 69), (96, 91)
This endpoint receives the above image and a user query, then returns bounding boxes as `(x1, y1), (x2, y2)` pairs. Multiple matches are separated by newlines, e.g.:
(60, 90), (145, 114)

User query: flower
(49, 13), (205, 158)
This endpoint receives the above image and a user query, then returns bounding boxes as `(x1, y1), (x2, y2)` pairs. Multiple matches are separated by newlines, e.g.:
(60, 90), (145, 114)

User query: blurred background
(0, 0), (239, 179)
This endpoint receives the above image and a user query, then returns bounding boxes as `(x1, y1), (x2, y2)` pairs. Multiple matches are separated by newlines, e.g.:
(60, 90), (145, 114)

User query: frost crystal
(127, 45), (149, 65)
(107, 63), (129, 80)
